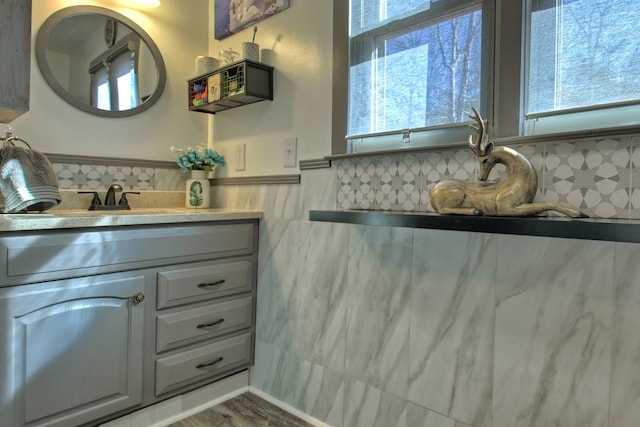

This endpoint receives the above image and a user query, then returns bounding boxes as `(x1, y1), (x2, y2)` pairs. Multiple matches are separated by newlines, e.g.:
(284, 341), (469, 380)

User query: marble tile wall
(212, 166), (640, 427)
(337, 135), (640, 219)
(493, 236), (614, 427)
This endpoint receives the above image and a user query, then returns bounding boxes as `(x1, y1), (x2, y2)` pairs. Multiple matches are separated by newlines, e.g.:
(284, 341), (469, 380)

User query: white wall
(207, 0), (334, 177)
(11, 0), (209, 162)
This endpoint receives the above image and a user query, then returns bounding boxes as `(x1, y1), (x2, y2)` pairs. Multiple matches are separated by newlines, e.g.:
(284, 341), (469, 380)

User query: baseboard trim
(101, 371), (331, 427)
(100, 371), (250, 427)
(152, 382), (250, 427)
(248, 387), (333, 427)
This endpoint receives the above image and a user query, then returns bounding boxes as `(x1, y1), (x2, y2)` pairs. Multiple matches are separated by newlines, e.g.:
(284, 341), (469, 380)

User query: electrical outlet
(235, 144), (246, 171)
(283, 137), (297, 168)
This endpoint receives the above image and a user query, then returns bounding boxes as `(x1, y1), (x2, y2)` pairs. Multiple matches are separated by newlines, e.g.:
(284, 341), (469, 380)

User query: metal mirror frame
(35, 5), (167, 118)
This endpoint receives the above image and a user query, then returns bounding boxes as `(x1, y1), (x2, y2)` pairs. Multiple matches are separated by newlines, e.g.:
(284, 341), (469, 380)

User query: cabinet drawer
(156, 296), (253, 352)
(155, 332), (251, 395)
(157, 260), (253, 309)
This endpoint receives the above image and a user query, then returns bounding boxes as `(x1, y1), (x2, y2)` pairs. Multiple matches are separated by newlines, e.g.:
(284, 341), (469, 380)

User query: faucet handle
(118, 192), (141, 209)
(78, 191), (102, 209)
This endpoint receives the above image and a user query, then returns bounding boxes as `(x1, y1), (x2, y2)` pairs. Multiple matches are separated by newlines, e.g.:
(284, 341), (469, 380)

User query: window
(334, 0), (640, 154)
(92, 66), (111, 110)
(347, 0), (485, 152)
(524, 0), (640, 134)
(90, 34), (141, 111)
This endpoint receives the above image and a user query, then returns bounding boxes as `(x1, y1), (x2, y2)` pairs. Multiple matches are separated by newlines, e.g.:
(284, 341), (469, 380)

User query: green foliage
(171, 144), (226, 172)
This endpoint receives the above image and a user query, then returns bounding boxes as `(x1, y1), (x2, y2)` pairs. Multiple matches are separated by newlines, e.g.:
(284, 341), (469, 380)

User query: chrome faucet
(78, 184), (140, 211)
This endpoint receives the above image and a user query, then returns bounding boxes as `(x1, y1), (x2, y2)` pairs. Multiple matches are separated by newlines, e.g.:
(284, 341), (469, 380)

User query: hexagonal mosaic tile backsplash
(50, 134), (640, 219)
(337, 135), (640, 219)
(50, 162), (187, 194)
(53, 163), (155, 190)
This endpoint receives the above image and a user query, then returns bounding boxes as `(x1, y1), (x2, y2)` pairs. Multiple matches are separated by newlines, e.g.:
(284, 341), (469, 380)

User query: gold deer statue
(428, 108), (586, 218)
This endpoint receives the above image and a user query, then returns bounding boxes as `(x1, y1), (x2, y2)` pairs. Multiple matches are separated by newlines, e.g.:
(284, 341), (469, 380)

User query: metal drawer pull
(197, 279), (226, 289)
(196, 356), (224, 369)
(196, 318), (225, 329)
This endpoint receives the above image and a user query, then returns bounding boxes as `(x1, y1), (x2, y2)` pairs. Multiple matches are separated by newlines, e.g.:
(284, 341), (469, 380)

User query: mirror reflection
(36, 6), (166, 118)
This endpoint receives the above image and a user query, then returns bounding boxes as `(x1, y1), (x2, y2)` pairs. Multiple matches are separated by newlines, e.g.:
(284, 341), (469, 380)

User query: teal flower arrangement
(170, 144), (225, 172)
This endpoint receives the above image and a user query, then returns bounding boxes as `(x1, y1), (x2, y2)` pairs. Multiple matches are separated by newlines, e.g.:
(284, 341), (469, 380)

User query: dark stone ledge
(309, 210), (640, 244)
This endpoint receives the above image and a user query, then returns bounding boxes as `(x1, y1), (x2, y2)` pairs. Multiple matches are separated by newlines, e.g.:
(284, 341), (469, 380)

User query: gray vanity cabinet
(0, 219), (258, 427)
(0, 271), (145, 427)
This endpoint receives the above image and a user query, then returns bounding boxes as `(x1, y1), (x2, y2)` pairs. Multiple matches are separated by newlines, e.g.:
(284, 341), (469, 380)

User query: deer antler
(468, 107), (493, 156)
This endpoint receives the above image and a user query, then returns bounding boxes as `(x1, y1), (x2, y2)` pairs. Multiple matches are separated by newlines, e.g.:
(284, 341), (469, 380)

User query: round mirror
(35, 6), (166, 118)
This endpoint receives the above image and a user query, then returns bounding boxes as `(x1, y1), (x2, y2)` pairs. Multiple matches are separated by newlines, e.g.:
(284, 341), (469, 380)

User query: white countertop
(0, 208), (263, 232)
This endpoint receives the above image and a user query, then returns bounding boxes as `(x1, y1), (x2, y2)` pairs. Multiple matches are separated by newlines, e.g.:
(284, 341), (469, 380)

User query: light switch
(283, 137), (297, 168)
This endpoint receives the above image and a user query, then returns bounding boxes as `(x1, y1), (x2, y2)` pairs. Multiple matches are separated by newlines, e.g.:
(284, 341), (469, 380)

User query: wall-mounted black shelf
(188, 60), (273, 114)
(309, 210), (640, 244)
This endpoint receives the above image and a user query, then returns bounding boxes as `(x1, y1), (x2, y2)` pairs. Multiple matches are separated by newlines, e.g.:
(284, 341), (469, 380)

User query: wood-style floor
(168, 392), (314, 427)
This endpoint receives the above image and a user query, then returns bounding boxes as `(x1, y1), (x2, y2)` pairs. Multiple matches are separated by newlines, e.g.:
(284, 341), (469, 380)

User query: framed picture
(215, 0), (290, 40)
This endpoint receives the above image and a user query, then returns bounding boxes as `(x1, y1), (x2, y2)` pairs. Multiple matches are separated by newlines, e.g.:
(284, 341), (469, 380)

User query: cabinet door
(0, 272), (146, 427)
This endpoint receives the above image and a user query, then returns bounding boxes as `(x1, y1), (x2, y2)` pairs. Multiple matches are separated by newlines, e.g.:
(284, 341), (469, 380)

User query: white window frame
(339, 0), (492, 154)
(520, 0), (640, 136)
